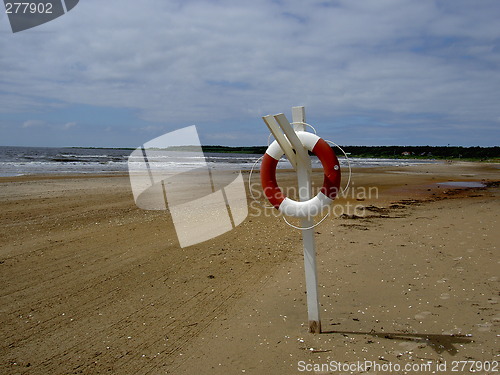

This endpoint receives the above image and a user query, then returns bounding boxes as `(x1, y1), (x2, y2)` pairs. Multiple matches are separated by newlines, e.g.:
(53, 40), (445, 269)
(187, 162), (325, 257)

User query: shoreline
(3, 144), (497, 178)
(0, 163), (498, 374)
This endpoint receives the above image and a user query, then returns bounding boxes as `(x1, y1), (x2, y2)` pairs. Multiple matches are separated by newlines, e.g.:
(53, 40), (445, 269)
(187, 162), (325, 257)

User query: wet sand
(0, 162), (498, 374)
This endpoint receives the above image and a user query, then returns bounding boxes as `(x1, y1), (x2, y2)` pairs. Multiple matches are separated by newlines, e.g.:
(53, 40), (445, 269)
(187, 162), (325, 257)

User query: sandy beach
(0, 162), (499, 374)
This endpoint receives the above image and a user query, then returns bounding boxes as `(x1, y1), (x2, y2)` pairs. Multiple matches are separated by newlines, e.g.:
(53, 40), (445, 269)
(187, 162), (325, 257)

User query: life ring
(260, 132), (341, 218)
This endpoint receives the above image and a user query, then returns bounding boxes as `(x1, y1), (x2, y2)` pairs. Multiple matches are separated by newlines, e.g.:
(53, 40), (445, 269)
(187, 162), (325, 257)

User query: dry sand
(0, 162), (498, 374)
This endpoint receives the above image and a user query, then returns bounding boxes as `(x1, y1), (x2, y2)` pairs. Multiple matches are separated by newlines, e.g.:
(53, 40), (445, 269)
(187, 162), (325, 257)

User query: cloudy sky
(1, 0), (499, 147)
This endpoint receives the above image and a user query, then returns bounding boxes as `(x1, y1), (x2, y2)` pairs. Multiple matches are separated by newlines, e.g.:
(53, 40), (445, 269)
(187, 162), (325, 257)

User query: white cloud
(62, 122), (76, 130)
(137, 125), (169, 133)
(22, 120), (45, 128)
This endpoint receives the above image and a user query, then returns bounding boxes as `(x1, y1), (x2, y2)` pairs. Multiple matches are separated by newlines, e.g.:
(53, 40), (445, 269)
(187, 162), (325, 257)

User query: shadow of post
(321, 330), (473, 355)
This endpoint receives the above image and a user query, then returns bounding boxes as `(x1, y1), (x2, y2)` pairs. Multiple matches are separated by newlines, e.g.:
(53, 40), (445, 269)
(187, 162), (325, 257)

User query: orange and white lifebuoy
(260, 132), (341, 218)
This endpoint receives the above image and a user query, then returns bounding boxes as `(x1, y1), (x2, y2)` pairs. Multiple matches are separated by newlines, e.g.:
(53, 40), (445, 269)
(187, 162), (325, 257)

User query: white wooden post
(291, 106), (321, 333)
(262, 106), (321, 333)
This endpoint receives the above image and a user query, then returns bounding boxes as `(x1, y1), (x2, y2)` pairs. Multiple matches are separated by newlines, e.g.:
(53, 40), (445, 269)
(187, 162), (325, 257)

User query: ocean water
(0, 146), (442, 177)
(436, 181), (486, 188)
(0, 146), (131, 177)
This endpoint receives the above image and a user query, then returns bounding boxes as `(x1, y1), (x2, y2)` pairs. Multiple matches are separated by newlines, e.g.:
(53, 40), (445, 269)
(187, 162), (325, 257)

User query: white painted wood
(292, 106), (321, 333)
(273, 113), (311, 170)
(262, 115), (297, 169)
(292, 106), (306, 132)
(261, 106), (322, 333)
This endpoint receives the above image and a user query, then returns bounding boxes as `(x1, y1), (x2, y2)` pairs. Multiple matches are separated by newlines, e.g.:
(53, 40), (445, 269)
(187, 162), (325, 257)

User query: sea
(0, 146), (442, 177)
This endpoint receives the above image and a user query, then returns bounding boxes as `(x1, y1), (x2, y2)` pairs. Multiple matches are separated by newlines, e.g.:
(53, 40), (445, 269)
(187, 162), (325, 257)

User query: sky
(1, 0), (499, 147)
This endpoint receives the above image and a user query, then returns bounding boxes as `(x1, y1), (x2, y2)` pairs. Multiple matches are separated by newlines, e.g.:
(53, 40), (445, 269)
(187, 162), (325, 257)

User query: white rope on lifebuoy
(248, 154), (264, 202)
(282, 212), (330, 230)
(325, 140), (351, 195)
(260, 132), (341, 219)
(281, 138), (351, 230)
(249, 128), (349, 230)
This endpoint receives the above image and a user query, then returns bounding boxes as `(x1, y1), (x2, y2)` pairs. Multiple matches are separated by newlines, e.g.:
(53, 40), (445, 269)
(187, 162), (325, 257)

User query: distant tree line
(339, 145), (500, 160)
(201, 145), (268, 154)
(201, 145), (500, 160)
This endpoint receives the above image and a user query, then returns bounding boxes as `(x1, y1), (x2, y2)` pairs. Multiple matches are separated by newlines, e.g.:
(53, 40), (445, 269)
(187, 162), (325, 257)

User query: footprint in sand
(440, 293), (450, 300)
(476, 322), (492, 332)
(398, 341), (420, 353)
(443, 327), (463, 335)
(414, 311), (432, 320)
